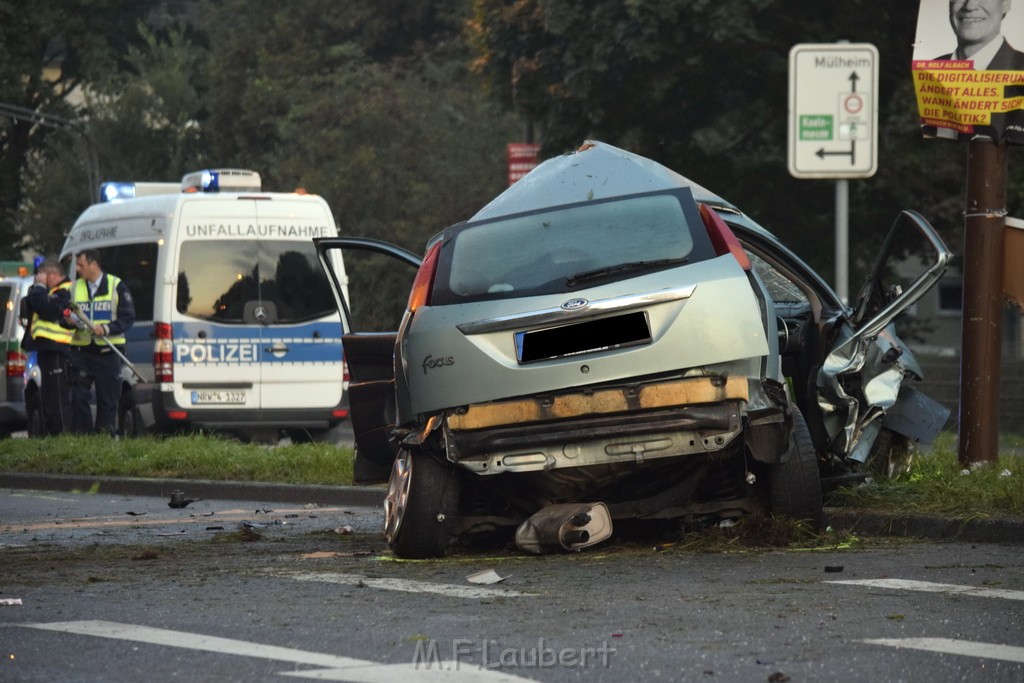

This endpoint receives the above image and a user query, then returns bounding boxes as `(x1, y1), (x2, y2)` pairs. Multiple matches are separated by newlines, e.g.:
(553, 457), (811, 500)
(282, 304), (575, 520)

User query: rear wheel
(118, 391), (141, 438)
(383, 447), (460, 558)
(768, 407), (824, 530)
(26, 393), (44, 438)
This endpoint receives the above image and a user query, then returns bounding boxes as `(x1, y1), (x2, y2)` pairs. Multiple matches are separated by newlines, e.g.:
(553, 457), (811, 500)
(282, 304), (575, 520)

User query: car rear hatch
(401, 187), (769, 415)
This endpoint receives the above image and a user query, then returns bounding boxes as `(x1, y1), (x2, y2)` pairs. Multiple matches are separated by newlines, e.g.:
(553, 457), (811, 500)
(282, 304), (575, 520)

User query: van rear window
(177, 240), (335, 324)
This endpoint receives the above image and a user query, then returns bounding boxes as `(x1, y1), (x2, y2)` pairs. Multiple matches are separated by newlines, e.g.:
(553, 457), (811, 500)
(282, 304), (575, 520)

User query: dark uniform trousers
(71, 345), (123, 436)
(38, 349), (72, 435)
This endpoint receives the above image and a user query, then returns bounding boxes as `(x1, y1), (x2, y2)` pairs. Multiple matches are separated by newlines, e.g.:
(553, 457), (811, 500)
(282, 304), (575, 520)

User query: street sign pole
(835, 179), (849, 304)
(788, 43), (878, 304)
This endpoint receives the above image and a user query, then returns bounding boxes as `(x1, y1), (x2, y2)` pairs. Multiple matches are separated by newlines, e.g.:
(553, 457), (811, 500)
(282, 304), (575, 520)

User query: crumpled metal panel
(818, 323), (908, 456)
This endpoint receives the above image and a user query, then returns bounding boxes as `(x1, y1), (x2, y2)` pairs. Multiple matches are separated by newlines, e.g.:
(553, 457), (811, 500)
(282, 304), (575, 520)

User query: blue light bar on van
(181, 169), (262, 193)
(99, 181), (179, 202)
(100, 182), (136, 203)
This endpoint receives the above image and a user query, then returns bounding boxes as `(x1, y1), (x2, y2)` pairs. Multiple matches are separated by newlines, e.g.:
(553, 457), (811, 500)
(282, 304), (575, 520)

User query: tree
(0, 0), (153, 257)
(200, 0), (520, 251)
(15, 19), (206, 254)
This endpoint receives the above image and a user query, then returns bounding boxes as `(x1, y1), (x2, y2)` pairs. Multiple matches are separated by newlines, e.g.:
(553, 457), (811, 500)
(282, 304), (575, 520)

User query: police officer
(68, 249), (135, 436)
(21, 259), (74, 435)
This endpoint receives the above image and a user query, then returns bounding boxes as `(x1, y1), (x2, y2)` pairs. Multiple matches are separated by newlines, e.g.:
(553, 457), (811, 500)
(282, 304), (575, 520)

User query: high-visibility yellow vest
(30, 281), (73, 344)
(71, 275), (126, 346)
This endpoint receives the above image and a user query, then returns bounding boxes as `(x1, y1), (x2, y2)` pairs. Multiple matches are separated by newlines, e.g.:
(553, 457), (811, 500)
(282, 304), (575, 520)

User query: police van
(53, 169), (350, 441)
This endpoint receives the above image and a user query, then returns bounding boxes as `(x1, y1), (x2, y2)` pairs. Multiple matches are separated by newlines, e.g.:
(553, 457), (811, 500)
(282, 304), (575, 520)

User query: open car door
(818, 210), (952, 458)
(314, 237), (422, 483)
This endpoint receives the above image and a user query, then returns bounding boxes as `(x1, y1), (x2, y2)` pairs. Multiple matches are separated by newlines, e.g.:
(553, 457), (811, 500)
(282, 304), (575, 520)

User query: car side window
(746, 251), (808, 305)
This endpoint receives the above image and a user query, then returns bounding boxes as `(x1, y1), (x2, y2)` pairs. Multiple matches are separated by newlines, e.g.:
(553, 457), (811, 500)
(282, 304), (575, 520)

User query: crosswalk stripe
(863, 638), (1024, 664)
(22, 621), (536, 682)
(827, 578), (1024, 601)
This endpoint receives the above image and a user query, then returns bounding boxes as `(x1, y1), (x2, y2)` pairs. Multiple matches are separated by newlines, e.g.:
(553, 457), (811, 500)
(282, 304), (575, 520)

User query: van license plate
(191, 390), (246, 405)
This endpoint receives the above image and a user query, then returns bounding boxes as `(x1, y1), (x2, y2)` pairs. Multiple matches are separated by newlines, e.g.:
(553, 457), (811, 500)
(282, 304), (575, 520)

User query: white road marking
(25, 620), (364, 667)
(863, 638), (1024, 664)
(21, 620), (535, 682)
(279, 571), (535, 598)
(279, 662), (532, 682)
(827, 578), (1024, 601)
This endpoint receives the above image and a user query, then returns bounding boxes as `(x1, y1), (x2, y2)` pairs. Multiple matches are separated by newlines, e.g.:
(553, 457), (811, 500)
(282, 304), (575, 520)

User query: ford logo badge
(560, 298), (589, 311)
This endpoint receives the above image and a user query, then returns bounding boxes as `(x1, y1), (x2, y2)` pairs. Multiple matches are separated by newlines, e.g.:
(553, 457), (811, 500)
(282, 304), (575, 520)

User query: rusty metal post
(958, 138), (1007, 467)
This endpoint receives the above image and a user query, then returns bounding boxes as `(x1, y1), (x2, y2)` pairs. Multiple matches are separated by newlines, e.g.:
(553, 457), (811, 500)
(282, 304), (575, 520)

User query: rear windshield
(430, 189), (715, 304)
(177, 240), (335, 324)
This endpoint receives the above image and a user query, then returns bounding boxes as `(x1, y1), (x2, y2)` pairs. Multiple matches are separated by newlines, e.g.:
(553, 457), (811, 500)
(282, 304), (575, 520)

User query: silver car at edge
(316, 141), (951, 558)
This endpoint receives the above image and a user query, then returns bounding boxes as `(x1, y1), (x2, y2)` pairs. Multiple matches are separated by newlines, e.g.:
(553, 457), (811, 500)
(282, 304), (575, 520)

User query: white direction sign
(788, 43), (878, 179)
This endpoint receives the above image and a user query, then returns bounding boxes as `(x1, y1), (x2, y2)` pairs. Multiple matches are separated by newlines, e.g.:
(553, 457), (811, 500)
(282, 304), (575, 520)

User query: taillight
(407, 242), (441, 312)
(6, 350), (26, 377)
(154, 321), (174, 382)
(699, 203), (751, 271)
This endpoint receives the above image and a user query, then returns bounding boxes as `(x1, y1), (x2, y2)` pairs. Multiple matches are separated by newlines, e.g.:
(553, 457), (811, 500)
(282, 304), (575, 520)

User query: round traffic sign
(843, 93), (864, 115)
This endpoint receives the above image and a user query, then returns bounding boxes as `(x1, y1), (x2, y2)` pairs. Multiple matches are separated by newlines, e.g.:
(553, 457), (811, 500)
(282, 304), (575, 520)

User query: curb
(825, 507), (1024, 545)
(0, 472), (384, 508)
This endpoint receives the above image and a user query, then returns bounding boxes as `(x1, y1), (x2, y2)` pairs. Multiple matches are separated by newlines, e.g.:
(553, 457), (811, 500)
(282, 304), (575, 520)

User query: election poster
(913, 0), (1024, 144)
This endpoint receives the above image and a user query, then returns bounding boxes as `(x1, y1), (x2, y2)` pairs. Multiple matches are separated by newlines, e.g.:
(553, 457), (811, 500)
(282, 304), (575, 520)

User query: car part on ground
(514, 502), (613, 554)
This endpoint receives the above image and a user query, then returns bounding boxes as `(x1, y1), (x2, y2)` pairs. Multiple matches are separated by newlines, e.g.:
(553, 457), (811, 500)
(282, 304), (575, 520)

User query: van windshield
(177, 240), (335, 324)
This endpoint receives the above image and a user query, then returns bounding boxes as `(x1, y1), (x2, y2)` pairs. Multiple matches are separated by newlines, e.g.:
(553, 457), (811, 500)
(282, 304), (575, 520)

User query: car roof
(471, 140), (737, 222)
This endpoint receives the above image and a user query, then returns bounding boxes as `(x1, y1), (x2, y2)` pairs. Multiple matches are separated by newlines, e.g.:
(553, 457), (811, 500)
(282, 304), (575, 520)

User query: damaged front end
(816, 210), (951, 472)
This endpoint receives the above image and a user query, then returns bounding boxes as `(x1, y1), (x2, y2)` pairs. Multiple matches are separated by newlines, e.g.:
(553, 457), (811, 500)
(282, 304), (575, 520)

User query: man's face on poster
(950, 0), (1011, 50)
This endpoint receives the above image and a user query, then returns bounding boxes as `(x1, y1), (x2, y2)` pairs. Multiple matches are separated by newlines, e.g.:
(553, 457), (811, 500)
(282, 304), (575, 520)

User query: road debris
(466, 569), (508, 585)
(168, 490), (201, 508)
(0, 598), (23, 606)
(333, 525), (354, 535)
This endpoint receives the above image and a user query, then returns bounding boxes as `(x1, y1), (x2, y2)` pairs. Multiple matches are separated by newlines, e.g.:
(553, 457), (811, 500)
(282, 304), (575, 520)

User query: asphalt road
(2, 487), (1023, 682)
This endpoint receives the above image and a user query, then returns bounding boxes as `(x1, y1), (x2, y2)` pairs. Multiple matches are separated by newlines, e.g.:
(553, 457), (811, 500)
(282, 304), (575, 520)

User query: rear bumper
(444, 375), (749, 475)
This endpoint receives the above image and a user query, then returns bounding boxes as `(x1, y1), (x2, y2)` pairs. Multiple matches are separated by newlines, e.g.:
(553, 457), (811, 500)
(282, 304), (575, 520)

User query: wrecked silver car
(316, 141), (951, 558)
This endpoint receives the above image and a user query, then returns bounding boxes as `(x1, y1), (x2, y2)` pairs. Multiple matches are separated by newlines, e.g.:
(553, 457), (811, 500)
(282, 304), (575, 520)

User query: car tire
(768, 407), (824, 530)
(118, 392), (141, 438)
(26, 393), (44, 438)
(383, 448), (460, 559)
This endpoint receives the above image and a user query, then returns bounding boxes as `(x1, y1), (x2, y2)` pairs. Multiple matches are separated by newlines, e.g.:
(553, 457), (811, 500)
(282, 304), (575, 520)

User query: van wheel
(768, 407), (824, 530)
(118, 393), (141, 438)
(383, 448), (460, 558)
(26, 393), (44, 438)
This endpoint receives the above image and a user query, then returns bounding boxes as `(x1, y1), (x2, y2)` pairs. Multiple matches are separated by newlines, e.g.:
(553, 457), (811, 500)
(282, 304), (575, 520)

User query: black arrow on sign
(849, 71), (860, 93)
(815, 140), (857, 166)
